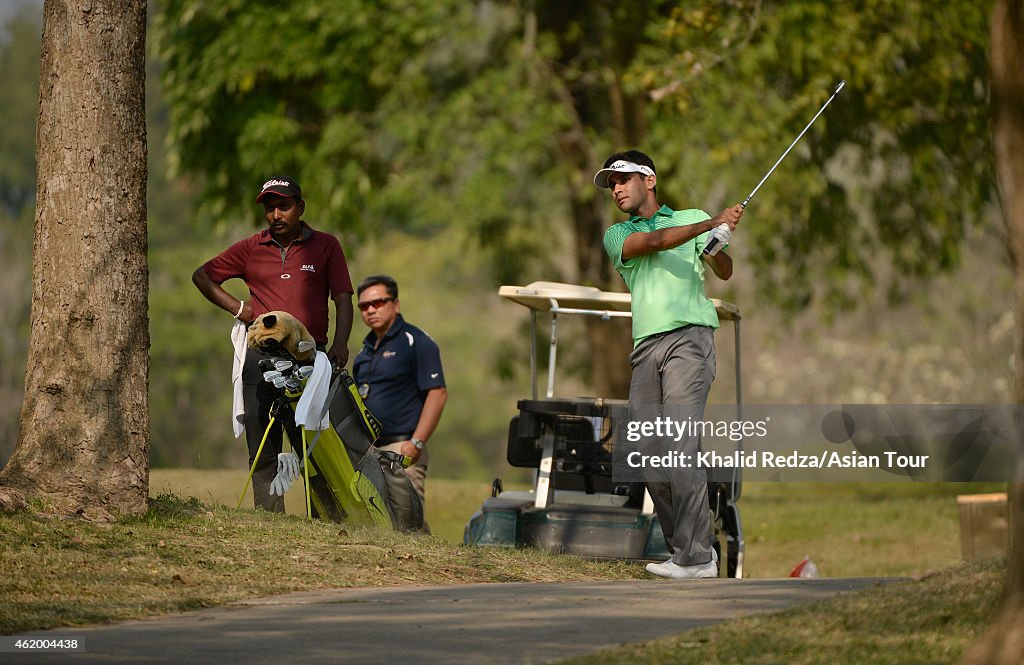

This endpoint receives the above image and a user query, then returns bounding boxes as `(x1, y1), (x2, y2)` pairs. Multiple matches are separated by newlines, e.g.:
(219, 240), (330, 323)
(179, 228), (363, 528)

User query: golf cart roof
(498, 281), (739, 321)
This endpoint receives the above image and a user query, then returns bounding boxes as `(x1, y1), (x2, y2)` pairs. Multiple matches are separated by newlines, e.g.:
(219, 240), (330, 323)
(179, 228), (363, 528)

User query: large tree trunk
(959, 1), (1024, 663)
(0, 0), (149, 520)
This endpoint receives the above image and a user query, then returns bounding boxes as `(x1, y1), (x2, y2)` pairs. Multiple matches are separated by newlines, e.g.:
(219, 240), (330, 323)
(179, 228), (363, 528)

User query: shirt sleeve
(413, 332), (445, 391)
(603, 223), (636, 273)
(203, 237), (252, 284)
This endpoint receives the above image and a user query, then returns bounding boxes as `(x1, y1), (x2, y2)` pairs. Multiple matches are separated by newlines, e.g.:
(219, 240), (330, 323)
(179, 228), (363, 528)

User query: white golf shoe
(645, 549), (718, 579)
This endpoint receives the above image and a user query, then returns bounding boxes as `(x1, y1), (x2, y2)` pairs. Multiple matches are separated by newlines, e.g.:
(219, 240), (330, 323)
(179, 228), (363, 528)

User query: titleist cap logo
(256, 175), (302, 202)
(606, 160), (654, 176)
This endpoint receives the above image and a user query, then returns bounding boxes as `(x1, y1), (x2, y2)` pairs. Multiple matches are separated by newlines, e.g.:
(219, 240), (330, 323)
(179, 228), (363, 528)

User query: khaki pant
(375, 441), (429, 502)
(376, 441), (430, 533)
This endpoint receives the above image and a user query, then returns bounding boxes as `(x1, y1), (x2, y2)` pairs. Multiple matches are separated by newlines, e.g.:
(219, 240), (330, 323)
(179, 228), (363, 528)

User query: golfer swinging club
(596, 150), (742, 579)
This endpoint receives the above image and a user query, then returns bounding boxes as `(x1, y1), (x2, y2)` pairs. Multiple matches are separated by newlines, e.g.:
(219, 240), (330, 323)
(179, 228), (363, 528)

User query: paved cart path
(9, 577), (893, 664)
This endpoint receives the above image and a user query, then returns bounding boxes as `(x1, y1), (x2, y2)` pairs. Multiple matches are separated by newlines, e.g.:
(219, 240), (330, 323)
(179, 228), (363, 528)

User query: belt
(377, 433), (414, 445)
(640, 324), (705, 346)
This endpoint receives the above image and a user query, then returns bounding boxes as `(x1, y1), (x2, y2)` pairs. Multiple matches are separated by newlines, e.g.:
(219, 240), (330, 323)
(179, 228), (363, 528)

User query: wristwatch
(410, 437), (425, 451)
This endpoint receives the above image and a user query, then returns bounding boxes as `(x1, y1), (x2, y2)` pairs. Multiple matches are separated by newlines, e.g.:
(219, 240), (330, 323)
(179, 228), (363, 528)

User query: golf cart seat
(507, 410), (615, 494)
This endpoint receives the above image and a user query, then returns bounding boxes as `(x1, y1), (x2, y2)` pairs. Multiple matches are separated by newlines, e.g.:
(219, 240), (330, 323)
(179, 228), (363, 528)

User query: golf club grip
(702, 237), (721, 256)
(702, 218), (736, 257)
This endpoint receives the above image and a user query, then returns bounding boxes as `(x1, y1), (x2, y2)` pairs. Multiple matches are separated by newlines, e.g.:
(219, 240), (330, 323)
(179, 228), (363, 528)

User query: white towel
(294, 351), (332, 431)
(231, 320), (247, 438)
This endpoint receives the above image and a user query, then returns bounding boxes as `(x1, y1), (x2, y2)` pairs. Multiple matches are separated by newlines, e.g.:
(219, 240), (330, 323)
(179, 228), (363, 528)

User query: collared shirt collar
(628, 205), (674, 224)
(361, 313), (407, 350)
(258, 221), (313, 246)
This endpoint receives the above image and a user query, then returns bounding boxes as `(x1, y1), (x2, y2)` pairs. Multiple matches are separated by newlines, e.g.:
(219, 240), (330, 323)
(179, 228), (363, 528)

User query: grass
(0, 492), (643, 635)
(151, 470), (1005, 578)
(148, 468), (507, 544)
(0, 473), (1009, 664)
(559, 559), (1005, 665)
(735, 482), (1003, 578)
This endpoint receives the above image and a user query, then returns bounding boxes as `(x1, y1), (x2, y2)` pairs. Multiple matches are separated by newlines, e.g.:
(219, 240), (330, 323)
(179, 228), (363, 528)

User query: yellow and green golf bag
(303, 369), (424, 532)
(242, 362), (424, 532)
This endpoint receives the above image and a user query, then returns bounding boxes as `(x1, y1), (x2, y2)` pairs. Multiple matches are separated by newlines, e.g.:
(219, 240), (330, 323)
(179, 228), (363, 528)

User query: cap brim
(256, 188), (296, 203)
(593, 169), (615, 189)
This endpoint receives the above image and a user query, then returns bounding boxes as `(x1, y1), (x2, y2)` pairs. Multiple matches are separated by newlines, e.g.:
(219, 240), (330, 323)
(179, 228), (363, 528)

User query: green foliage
(152, 0), (572, 281)
(0, 8), (39, 217)
(640, 0), (994, 309)
(0, 6), (39, 463)
(152, 1), (462, 219)
(154, 0), (995, 311)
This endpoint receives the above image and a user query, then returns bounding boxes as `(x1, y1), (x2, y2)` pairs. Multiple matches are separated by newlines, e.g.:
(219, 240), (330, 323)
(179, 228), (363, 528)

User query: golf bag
(320, 370), (424, 532)
(259, 358), (424, 532)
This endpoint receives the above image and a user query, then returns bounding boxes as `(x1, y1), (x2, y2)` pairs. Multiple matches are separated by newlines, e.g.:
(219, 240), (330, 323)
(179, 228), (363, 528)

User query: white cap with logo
(593, 160), (656, 189)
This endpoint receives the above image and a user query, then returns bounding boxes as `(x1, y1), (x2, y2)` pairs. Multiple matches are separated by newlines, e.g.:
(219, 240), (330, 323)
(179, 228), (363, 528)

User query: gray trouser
(629, 325), (716, 566)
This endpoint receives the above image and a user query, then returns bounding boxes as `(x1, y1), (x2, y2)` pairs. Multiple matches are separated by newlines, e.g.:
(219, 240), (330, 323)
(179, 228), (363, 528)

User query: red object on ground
(789, 556), (819, 578)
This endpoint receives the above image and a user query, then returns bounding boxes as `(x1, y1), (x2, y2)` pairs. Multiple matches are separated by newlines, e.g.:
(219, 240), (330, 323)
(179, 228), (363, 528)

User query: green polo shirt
(603, 205), (720, 347)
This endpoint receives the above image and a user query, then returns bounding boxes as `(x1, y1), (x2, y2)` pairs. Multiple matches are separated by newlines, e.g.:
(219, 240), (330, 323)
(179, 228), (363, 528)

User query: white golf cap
(593, 160), (655, 189)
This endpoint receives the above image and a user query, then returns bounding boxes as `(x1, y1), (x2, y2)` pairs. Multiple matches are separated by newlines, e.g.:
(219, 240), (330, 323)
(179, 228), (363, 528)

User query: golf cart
(463, 281), (746, 578)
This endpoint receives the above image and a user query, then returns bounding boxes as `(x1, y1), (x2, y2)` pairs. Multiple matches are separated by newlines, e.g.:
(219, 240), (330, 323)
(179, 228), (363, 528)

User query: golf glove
(269, 452), (301, 496)
(705, 223), (731, 257)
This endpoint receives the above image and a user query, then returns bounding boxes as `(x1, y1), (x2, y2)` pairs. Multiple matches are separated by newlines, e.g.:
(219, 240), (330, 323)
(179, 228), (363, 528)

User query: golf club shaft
(703, 80), (846, 257)
(742, 80), (846, 207)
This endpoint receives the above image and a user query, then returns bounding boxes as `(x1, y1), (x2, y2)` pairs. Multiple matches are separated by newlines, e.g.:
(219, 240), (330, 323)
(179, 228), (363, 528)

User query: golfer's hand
(712, 204), (744, 231)
(709, 224), (731, 245)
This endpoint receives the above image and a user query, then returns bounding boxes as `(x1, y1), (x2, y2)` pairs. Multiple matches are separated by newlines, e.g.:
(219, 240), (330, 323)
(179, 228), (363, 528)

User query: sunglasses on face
(357, 297), (394, 312)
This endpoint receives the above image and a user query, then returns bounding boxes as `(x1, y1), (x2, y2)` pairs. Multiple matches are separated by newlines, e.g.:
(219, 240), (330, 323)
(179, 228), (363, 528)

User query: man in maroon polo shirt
(193, 176), (354, 511)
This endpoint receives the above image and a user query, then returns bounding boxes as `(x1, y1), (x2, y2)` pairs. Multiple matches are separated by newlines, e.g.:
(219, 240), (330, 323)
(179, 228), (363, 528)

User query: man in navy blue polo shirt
(352, 275), (447, 506)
